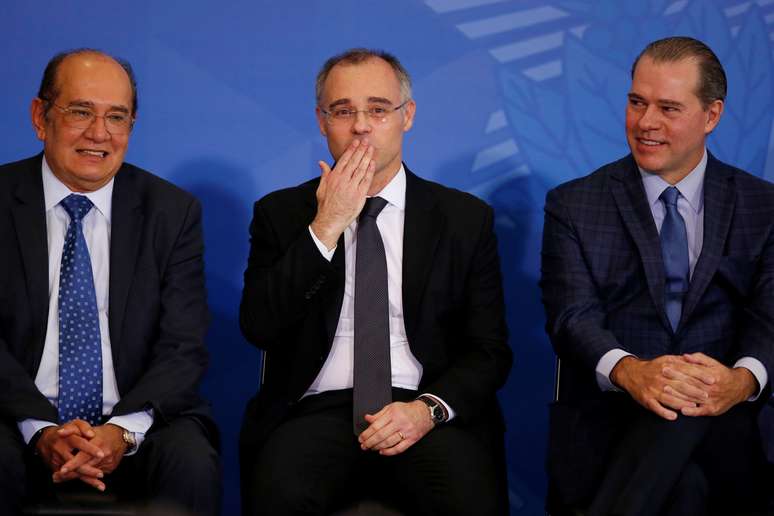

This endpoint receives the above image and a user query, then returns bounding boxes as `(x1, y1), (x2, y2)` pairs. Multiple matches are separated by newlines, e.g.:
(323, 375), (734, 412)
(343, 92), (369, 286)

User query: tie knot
(660, 186), (680, 208)
(60, 194), (94, 223)
(360, 197), (388, 220)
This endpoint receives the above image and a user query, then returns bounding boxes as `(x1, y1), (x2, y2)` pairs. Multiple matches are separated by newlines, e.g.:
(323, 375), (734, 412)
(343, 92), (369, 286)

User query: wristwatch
(121, 428), (137, 454)
(416, 395), (448, 424)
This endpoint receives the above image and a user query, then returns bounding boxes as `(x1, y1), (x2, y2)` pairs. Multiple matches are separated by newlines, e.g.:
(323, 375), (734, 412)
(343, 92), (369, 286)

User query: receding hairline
(318, 56), (404, 104)
(315, 48), (412, 106)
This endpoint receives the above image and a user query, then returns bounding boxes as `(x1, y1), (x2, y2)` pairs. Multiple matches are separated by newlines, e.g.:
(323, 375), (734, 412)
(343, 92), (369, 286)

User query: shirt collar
(639, 148), (706, 214)
(42, 156), (114, 223)
(370, 164), (406, 211)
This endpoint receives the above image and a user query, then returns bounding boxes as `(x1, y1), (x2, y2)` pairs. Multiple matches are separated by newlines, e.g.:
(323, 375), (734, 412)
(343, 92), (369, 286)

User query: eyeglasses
(47, 101), (135, 135)
(320, 100), (410, 125)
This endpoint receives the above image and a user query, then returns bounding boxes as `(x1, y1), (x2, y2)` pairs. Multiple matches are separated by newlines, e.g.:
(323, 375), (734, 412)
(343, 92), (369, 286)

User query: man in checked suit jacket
(239, 48), (512, 515)
(0, 49), (220, 515)
(541, 37), (774, 515)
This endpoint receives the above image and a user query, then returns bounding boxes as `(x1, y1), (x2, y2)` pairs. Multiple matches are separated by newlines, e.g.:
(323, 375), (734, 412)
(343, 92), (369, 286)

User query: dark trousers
(588, 402), (767, 516)
(0, 416), (221, 516)
(241, 389), (507, 516)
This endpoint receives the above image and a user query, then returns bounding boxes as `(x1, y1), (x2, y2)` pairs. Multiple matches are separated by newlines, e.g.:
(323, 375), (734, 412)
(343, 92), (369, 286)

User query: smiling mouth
(637, 138), (665, 147)
(77, 149), (109, 158)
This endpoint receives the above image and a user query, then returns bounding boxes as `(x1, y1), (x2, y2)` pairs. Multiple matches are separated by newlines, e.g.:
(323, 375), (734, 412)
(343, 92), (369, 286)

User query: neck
(367, 164), (401, 196)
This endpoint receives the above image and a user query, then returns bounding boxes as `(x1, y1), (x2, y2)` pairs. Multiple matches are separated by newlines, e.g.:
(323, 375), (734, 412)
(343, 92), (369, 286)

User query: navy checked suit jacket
(540, 152), (774, 502)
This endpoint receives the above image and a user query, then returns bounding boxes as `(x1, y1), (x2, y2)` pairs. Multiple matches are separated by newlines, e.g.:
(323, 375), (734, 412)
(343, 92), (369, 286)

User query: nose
(351, 110), (372, 135)
(637, 104), (661, 131)
(82, 114), (110, 141)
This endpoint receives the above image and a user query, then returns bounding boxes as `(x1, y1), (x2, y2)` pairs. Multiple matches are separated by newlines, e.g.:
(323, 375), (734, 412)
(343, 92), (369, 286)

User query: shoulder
(0, 154), (42, 187)
(408, 170), (493, 225)
(253, 177), (318, 213)
(548, 155), (633, 202)
(116, 162), (200, 212)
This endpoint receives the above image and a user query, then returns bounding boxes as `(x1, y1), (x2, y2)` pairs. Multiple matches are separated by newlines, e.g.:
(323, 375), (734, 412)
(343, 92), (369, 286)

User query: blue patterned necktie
(659, 186), (690, 332)
(353, 196), (391, 435)
(58, 194), (103, 426)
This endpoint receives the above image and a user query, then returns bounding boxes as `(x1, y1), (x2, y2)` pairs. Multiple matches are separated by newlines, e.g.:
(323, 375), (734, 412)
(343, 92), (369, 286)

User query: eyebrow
(326, 96), (395, 109)
(627, 93), (685, 109)
(67, 99), (130, 114)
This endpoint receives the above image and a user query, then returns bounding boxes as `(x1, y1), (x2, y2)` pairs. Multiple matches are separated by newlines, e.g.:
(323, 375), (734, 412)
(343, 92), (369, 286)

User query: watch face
(430, 404), (443, 422)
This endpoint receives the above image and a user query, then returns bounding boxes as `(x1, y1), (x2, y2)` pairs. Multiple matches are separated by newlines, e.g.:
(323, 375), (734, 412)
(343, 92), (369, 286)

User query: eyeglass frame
(42, 99), (136, 134)
(319, 100), (411, 124)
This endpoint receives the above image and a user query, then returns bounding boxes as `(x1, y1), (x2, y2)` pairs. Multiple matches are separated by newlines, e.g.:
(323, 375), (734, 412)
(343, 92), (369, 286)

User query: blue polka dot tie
(58, 194), (103, 426)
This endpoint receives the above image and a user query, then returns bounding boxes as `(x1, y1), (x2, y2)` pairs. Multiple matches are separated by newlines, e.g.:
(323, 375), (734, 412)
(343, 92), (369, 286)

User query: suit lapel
(402, 169), (442, 341)
(108, 166), (143, 370)
(10, 155), (49, 372)
(609, 157), (672, 332)
(680, 156), (735, 327)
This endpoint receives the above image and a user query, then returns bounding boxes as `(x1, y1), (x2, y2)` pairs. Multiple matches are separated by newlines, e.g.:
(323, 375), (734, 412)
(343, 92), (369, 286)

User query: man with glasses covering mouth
(0, 49), (220, 515)
(239, 48), (512, 515)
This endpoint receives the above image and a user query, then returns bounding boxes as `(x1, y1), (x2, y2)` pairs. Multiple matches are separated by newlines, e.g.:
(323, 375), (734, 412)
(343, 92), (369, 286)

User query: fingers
(682, 352), (714, 366)
(60, 449), (101, 475)
(358, 160), (376, 193)
(646, 397), (678, 421)
(62, 434), (105, 460)
(57, 419), (95, 439)
(663, 383), (706, 405)
(77, 474), (106, 492)
(379, 438), (412, 456)
(318, 160), (331, 177)
(333, 139), (361, 173)
(661, 367), (710, 403)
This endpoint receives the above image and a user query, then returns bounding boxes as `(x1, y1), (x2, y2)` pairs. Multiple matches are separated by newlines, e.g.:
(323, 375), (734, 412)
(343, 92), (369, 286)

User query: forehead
(321, 58), (402, 104)
(631, 56), (701, 100)
(55, 54), (132, 105)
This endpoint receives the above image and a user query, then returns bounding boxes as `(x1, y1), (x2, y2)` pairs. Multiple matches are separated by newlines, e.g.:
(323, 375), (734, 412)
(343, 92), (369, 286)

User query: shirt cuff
(596, 349), (634, 392)
(106, 409), (154, 455)
(419, 393), (456, 422)
(308, 226), (336, 261)
(734, 357), (768, 401)
(18, 419), (57, 445)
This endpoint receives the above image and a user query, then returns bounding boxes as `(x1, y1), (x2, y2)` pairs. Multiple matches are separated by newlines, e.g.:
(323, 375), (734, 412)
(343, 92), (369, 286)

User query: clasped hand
(611, 352), (757, 420)
(36, 420), (128, 491)
(357, 400), (435, 456)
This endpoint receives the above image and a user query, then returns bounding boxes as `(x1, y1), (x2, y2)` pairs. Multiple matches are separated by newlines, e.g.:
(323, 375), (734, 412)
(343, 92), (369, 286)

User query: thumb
(318, 160), (331, 178)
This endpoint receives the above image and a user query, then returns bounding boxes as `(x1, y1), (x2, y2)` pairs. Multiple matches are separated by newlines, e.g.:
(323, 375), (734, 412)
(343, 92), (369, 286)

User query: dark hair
(37, 48), (138, 117)
(315, 48), (412, 104)
(631, 36), (726, 108)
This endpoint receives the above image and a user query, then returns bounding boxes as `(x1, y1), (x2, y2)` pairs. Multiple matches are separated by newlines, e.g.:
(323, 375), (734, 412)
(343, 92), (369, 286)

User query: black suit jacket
(540, 153), (774, 504)
(0, 154), (214, 441)
(239, 166), (512, 453)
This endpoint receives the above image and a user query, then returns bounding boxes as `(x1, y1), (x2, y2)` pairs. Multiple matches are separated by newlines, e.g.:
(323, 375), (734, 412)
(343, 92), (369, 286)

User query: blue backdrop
(3, 1), (773, 514)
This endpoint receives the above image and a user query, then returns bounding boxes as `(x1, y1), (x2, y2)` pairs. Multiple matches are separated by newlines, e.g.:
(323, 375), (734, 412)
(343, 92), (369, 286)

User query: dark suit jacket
(0, 154), (215, 442)
(239, 165), (512, 455)
(540, 152), (774, 504)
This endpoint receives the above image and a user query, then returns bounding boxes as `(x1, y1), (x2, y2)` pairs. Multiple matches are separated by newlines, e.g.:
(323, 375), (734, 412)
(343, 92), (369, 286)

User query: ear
(315, 106), (328, 137)
(401, 99), (416, 133)
(704, 99), (723, 135)
(30, 98), (48, 141)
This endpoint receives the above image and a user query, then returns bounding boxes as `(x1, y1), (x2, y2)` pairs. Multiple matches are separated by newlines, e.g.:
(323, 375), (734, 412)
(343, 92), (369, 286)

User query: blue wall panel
(3, 1), (773, 513)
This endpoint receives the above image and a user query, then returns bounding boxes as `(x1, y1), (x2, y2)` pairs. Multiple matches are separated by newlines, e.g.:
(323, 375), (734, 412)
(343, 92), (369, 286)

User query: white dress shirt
(596, 150), (768, 398)
(17, 158), (153, 452)
(306, 165), (455, 419)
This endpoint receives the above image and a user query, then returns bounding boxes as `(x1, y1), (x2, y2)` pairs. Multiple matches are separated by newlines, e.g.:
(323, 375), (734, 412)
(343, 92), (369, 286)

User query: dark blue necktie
(659, 187), (690, 332)
(58, 194), (103, 426)
(353, 196), (391, 435)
